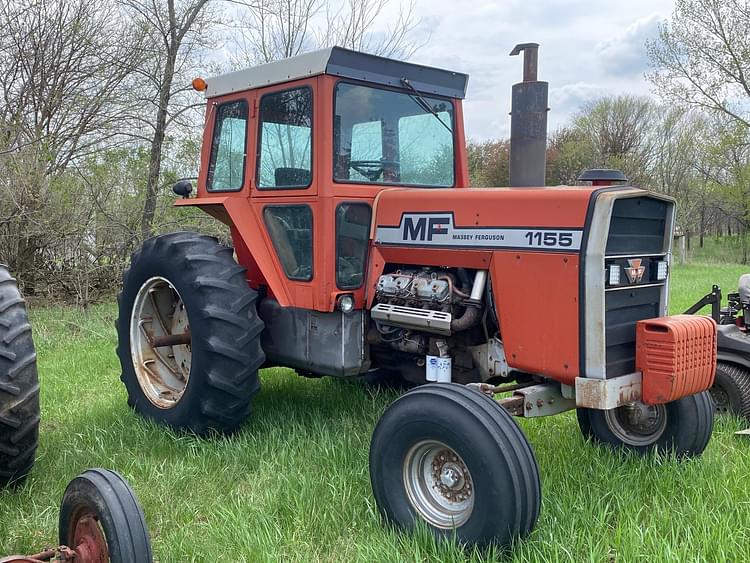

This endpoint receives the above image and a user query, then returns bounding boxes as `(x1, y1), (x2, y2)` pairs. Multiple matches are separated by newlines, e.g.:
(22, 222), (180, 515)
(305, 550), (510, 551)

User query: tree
(647, 0), (750, 130)
(229, 0), (422, 67)
(571, 95), (657, 185)
(0, 0), (142, 289)
(545, 127), (595, 186)
(122, 0), (215, 240)
(466, 139), (509, 187)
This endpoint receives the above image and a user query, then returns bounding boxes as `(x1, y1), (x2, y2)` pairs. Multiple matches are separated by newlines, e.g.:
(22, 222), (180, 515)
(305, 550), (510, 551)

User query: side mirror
(172, 179), (193, 198)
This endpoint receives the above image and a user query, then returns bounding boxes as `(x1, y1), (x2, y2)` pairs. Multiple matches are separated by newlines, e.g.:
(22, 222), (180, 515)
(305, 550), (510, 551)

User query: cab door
(248, 77), (321, 310)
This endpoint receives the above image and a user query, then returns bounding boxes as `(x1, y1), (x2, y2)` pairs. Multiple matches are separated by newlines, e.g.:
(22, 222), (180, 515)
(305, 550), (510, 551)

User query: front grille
(603, 196), (670, 378)
(605, 285), (661, 377)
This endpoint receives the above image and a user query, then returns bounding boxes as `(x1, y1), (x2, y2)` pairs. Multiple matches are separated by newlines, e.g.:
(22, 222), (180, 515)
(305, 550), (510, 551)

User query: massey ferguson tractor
(116, 45), (718, 547)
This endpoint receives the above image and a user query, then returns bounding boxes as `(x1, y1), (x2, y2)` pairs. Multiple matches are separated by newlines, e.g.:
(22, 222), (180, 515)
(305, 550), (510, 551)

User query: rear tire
(577, 391), (714, 457)
(710, 362), (750, 420)
(59, 468), (152, 563)
(117, 232), (265, 435)
(0, 266), (39, 488)
(370, 383), (541, 547)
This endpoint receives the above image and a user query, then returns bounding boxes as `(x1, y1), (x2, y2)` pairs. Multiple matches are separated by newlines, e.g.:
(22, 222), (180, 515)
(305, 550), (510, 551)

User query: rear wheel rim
(604, 402), (668, 446)
(130, 276), (191, 409)
(402, 440), (474, 529)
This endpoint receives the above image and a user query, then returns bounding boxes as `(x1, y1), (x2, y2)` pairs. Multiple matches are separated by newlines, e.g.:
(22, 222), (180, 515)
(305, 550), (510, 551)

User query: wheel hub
(72, 514), (108, 563)
(605, 402), (668, 446)
(403, 440), (474, 529)
(709, 383), (730, 413)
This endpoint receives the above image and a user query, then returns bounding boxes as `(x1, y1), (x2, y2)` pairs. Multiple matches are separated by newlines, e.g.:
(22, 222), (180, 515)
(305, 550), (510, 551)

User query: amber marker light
(192, 77), (207, 92)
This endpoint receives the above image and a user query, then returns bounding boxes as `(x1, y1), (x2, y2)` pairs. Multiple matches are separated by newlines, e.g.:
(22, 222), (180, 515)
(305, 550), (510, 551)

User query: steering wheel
(349, 159), (400, 181)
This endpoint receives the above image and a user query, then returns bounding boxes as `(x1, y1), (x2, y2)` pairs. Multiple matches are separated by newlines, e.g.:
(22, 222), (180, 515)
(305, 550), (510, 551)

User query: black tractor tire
(117, 232), (265, 435)
(370, 383), (541, 548)
(59, 468), (152, 563)
(577, 391), (714, 458)
(0, 266), (39, 488)
(710, 362), (750, 420)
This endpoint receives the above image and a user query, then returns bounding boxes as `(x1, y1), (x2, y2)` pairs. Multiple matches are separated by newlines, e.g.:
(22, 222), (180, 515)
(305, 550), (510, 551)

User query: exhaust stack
(509, 43), (549, 187)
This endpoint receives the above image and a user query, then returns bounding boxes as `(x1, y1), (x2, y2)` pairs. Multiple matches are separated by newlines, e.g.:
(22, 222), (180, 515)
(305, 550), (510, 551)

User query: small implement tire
(369, 383), (541, 548)
(0, 265), (39, 488)
(59, 468), (152, 563)
(117, 232), (265, 435)
(577, 391), (714, 457)
(710, 362), (750, 420)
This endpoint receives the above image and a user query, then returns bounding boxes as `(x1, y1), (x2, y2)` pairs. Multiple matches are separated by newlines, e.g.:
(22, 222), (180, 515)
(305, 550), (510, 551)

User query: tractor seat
(275, 167), (311, 187)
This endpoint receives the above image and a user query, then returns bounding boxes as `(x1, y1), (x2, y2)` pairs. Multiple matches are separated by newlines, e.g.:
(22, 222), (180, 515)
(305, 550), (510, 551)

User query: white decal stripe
(375, 214), (583, 251)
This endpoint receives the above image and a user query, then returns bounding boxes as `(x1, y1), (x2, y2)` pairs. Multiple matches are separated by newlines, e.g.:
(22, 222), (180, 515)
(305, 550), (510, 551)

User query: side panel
(490, 252), (580, 384)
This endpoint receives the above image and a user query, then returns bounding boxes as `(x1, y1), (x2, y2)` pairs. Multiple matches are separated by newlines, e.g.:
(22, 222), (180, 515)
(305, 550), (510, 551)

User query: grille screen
(606, 197), (669, 255)
(605, 285), (661, 377)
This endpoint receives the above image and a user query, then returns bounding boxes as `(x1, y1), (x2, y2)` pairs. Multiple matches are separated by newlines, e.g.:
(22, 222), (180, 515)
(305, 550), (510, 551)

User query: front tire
(577, 391), (714, 457)
(117, 232), (265, 435)
(369, 383), (541, 547)
(59, 468), (152, 563)
(710, 362), (750, 420)
(0, 266), (39, 488)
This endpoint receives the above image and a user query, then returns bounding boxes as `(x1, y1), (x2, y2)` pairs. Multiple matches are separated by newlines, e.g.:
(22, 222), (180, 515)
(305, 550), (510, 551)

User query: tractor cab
(178, 47), (470, 313)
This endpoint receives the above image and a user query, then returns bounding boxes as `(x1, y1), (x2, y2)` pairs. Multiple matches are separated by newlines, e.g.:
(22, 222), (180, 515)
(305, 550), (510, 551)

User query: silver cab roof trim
(205, 48), (334, 98)
(204, 46), (469, 99)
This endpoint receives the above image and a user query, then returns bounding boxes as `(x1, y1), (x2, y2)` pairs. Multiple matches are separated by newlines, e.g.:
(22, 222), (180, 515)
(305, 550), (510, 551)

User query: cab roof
(205, 46), (469, 100)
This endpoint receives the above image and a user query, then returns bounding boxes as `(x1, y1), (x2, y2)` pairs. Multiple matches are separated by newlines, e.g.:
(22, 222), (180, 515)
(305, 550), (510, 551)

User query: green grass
(683, 235), (749, 266)
(2, 264), (750, 562)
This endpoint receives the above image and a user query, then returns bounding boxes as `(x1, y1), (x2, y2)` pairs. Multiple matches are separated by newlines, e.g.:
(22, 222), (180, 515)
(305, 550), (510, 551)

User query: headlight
(337, 294), (355, 313)
(656, 261), (668, 281)
(608, 264), (621, 286)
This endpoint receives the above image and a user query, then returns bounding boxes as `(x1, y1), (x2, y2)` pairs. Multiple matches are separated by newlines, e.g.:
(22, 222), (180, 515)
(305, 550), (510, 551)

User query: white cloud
(401, 0), (675, 140)
(597, 12), (666, 76)
(549, 82), (612, 120)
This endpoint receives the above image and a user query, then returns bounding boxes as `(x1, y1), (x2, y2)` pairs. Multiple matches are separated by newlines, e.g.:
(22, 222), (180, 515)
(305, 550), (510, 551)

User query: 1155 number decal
(524, 231), (574, 247)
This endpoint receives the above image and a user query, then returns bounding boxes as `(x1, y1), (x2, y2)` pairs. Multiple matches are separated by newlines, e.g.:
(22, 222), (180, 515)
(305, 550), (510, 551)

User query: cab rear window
(207, 100), (248, 191)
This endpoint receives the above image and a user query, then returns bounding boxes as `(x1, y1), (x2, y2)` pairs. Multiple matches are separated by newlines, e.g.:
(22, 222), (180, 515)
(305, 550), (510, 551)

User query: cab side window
(264, 205), (313, 281)
(207, 100), (248, 192)
(336, 203), (371, 289)
(257, 87), (313, 189)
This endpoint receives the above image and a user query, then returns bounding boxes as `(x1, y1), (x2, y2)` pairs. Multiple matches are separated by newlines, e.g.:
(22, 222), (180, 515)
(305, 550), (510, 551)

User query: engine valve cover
(376, 274), (413, 298)
(413, 277), (450, 302)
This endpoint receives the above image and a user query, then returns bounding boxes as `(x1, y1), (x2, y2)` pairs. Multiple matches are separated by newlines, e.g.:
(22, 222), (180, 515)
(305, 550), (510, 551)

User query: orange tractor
(116, 45), (717, 547)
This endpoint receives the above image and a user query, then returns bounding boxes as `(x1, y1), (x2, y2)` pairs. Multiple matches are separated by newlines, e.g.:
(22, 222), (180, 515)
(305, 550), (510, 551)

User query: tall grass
(1, 264), (749, 561)
(683, 235), (748, 265)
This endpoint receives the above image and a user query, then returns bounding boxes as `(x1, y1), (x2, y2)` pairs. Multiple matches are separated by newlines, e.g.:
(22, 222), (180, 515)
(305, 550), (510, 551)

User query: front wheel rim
(130, 276), (192, 409)
(604, 402), (668, 446)
(402, 440), (474, 529)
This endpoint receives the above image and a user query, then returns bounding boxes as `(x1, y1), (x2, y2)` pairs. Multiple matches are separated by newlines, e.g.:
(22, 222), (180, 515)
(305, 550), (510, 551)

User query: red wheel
(58, 469), (152, 563)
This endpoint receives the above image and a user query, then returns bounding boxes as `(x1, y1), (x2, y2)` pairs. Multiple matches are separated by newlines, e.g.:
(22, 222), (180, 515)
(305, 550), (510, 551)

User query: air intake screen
(606, 197), (670, 255)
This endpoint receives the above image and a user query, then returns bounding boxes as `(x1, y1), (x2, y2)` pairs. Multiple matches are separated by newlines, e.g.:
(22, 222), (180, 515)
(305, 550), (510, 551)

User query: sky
(384, 0), (676, 141)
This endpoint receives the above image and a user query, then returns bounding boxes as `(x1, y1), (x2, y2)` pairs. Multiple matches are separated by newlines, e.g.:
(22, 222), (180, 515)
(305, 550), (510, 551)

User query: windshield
(333, 82), (455, 187)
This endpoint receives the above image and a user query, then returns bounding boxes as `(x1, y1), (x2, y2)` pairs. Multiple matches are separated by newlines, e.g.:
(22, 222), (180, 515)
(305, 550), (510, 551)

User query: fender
(717, 352), (750, 371)
(175, 197), (294, 306)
